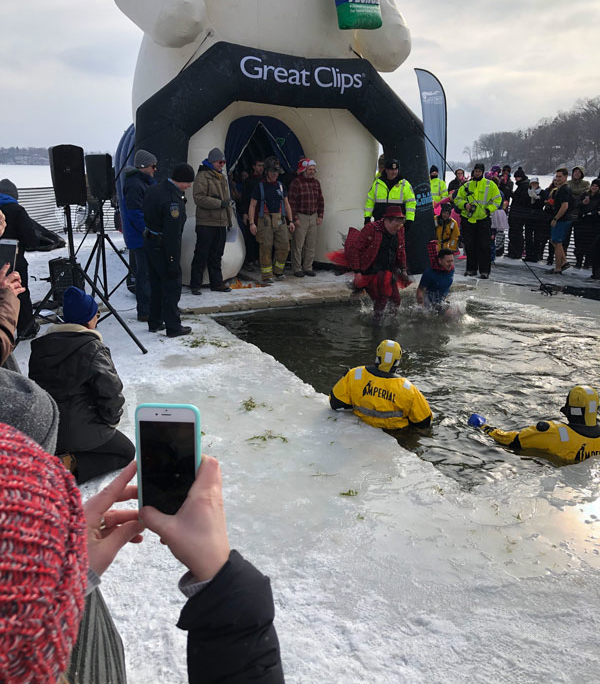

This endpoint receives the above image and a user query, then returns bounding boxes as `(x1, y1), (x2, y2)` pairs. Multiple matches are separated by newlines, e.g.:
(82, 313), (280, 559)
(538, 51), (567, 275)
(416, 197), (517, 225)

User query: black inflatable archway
(135, 41), (434, 271)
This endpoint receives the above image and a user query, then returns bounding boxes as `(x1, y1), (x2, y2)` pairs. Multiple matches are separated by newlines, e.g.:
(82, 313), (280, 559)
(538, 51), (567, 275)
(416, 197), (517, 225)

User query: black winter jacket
(0, 201), (39, 271)
(179, 550), (284, 683)
(29, 325), (124, 453)
(507, 178), (531, 220)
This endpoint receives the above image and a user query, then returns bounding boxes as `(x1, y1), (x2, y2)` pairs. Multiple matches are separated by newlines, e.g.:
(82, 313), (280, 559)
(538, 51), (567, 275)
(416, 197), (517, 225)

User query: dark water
(217, 287), (600, 485)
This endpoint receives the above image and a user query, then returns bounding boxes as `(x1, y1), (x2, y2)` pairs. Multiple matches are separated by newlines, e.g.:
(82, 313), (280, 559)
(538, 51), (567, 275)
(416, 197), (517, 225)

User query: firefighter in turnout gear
(364, 159), (417, 228)
(329, 340), (433, 430)
(468, 385), (600, 464)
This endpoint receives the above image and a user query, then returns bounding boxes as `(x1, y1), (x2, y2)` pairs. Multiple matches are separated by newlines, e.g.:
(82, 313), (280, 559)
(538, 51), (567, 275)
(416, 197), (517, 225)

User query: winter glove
(220, 198), (235, 208)
(364, 216), (372, 225)
(467, 413), (487, 428)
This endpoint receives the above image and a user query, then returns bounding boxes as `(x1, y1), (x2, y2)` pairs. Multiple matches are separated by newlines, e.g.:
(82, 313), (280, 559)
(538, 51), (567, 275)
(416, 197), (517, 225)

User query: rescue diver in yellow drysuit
(468, 385), (600, 463)
(329, 340), (432, 430)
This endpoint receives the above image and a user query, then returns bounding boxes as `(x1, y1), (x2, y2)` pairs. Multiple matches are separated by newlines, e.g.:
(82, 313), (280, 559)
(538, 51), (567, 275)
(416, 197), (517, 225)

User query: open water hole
(217, 282), (600, 486)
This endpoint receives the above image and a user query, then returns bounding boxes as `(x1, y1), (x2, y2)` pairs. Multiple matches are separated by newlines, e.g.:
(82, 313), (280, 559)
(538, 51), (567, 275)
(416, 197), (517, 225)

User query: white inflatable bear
(116, 0), (411, 282)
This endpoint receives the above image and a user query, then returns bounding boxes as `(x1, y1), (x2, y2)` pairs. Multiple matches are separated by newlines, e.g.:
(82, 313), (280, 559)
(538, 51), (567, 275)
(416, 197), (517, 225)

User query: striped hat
(0, 424), (87, 684)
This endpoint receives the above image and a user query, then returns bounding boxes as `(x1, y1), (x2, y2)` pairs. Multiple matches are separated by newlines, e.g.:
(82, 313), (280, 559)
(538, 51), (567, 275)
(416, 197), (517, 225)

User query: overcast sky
(2, 0), (599, 164)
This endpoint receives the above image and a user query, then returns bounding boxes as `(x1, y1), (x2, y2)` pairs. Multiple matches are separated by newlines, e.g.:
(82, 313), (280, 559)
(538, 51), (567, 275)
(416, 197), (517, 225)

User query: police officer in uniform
(468, 385), (600, 463)
(142, 163), (195, 338)
(329, 340), (432, 430)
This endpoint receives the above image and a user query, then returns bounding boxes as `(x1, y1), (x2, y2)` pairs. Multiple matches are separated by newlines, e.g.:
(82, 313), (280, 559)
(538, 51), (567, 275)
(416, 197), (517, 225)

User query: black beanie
(514, 167), (526, 180)
(473, 163), (485, 173)
(430, 165), (439, 174)
(172, 163), (195, 182)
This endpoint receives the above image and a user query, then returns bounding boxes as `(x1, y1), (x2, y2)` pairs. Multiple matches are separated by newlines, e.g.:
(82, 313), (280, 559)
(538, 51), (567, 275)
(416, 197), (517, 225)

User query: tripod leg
(79, 267), (148, 354)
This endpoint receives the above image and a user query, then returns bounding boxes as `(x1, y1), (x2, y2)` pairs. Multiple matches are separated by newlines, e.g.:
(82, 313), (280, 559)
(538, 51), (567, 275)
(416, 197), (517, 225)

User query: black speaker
(48, 145), (87, 207)
(85, 154), (115, 201)
(49, 257), (85, 305)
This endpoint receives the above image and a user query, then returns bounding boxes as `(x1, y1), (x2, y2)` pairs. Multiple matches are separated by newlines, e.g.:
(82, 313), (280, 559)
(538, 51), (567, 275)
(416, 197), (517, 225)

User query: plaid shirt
(288, 175), (324, 220)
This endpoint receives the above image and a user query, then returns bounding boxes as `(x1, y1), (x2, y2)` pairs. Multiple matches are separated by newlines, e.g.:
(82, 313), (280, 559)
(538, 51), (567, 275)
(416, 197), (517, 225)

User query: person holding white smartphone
(0, 256), (25, 366)
(0, 424), (284, 684)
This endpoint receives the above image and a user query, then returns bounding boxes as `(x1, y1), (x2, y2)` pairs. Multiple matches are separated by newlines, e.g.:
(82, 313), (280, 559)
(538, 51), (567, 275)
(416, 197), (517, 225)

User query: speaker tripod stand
(22, 205), (147, 354)
(76, 199), (133, 301)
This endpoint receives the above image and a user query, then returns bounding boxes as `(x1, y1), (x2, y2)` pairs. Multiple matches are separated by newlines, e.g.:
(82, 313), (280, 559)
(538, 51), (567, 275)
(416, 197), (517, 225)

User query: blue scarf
(202, 159), (220, 173)
(0, 193), (18, 207)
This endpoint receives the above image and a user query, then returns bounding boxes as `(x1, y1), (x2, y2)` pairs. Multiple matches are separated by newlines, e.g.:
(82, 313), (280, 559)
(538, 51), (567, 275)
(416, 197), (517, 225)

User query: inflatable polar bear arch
(116, 0), (412, 282)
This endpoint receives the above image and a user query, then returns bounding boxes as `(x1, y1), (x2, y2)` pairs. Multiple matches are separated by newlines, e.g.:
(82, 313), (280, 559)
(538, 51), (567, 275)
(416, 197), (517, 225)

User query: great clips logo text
(240, 56), (363, 94)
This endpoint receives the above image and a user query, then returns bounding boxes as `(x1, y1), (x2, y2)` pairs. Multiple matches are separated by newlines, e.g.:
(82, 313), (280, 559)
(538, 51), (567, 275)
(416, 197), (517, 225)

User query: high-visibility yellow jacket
(436, 217), (460, 252)
(364, 177), (416, 222)
(454, 178), (502, 224)
(330, 365), (432, 430)
(430, 177), (448, 203)
(483, 420), (600, 463)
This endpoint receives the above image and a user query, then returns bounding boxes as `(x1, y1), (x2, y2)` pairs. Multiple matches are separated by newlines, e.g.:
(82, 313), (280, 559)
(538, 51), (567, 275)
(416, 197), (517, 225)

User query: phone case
(135, 403), (202, 511)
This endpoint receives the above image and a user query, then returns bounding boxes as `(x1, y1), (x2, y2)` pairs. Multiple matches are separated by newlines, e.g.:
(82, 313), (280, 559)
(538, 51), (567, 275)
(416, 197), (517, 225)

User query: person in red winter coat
(344, 206), (410, 323)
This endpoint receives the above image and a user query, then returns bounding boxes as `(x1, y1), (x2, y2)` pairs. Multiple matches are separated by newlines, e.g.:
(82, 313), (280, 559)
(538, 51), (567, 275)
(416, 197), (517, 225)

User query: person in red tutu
(329, 206), (410, 323)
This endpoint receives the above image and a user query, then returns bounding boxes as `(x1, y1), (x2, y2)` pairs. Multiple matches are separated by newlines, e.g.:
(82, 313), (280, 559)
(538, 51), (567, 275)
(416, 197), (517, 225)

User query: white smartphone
(135, 403), (202, 515)
(0, 239), (18, 275)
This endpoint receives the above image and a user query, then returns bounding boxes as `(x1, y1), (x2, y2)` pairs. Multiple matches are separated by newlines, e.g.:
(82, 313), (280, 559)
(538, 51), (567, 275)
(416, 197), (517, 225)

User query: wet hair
(555, 167), (568, 176)
(438, 248), (454, 260)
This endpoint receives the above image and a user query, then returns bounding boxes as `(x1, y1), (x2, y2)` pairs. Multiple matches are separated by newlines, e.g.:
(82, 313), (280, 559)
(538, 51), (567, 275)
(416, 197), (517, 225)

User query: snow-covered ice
(13, 232), (600, 684)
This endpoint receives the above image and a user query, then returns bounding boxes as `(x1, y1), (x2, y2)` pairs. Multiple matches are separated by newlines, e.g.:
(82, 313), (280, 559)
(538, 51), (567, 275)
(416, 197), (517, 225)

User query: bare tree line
(462, 96), (600, 175)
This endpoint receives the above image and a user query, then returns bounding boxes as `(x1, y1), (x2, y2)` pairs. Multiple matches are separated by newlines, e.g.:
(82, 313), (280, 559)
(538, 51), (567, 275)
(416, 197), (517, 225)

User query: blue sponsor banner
(414, 69), (447, 173)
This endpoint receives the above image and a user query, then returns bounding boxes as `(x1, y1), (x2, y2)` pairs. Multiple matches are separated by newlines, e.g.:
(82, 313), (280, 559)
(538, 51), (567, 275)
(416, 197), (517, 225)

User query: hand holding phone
(0, 239), (18, 276)
(136, 404), (201, 515)
(0, 262), (24, 296)
(140, 455), (230, 582)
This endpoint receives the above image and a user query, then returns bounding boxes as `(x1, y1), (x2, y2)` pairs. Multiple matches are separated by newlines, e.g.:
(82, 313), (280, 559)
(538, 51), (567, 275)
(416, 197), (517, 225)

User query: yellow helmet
(561, 385), (599, 427)
(375, 339), (402, 373)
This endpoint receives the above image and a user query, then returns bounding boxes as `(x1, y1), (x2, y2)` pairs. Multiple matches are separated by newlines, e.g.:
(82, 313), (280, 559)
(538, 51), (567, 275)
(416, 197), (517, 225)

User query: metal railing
(17, 187), (117, 233)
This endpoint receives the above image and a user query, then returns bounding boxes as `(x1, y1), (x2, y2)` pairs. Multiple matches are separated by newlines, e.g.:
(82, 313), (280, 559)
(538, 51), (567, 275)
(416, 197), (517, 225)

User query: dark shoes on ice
(167, 326), (192, 338)
(294, 271), (305, 277)
(464, 270), (477, 276)
(211, 284), (231, 292)
(149, 323), (166, 333)
(303, 270), (316, 277)
(479, 273), (489, 279)
(191, 288), (202, 295)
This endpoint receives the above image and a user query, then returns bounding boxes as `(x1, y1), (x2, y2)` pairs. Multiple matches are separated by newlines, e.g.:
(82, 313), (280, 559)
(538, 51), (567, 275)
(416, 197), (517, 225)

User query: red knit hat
(0, 424), (87, 684)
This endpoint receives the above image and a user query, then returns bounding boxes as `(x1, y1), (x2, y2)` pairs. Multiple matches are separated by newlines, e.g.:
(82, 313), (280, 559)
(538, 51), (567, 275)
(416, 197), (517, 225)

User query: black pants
(16, 259), (34, 336)
(524, 217), (547, 261)
(144, 239), (182, 334)
(462, 218), (491, 275)
(507, 215), (526, 258)
(72, 429), (135, 485)
(190, 225), (226, 288)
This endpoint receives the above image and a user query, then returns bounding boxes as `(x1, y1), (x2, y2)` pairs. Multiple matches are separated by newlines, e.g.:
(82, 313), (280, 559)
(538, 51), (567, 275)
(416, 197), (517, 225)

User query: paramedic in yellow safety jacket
(329, 340), (432, 430)
(429, 165), (448, 203)
(468, 385), (600, 464)
(364, 159), (417, 229)
(436, 204), (460, 252)
(454, 163), (502, 279)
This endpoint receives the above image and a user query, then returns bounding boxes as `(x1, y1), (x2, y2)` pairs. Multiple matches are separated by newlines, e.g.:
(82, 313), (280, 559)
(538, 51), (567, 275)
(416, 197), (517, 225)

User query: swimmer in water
(416, 245), (455, 315)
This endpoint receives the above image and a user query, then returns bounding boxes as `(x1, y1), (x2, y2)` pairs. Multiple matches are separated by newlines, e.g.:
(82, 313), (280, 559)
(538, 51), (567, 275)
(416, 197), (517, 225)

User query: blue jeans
(131, 247), (150, 317)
